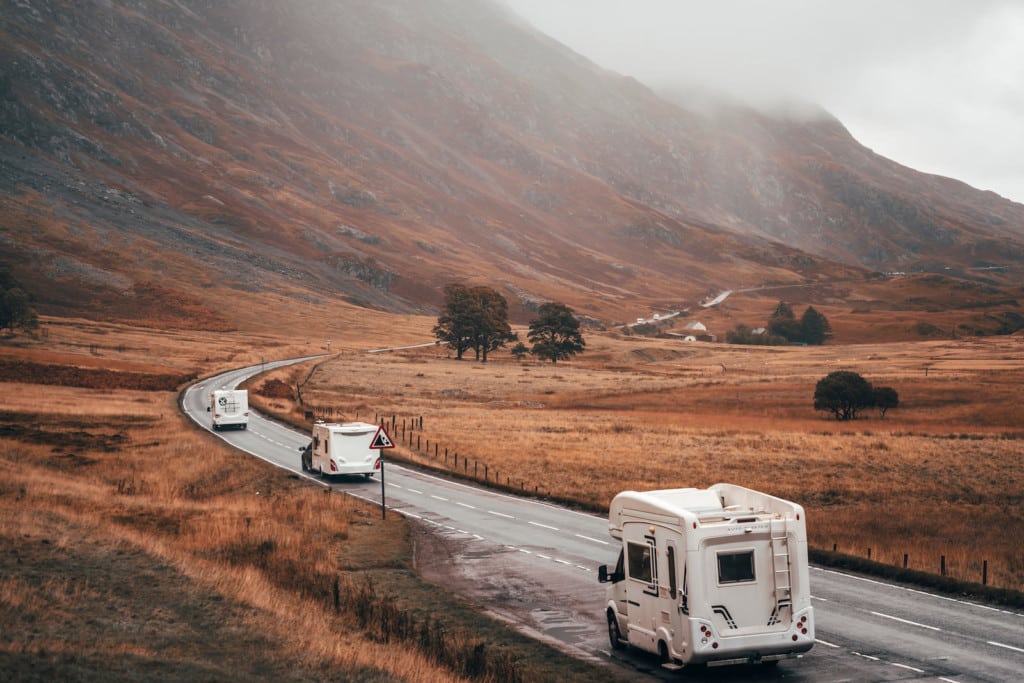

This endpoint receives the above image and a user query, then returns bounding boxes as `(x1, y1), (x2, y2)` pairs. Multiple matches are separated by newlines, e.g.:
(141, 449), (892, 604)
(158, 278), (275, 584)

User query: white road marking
(853, 652), (880, 661)
(870, 611), (941, 631)
(988, 640), (1024, 654)
(537, 553), (552, 560)
(892, 663), (925, 673)
(554, 558), (571, 565)
(517, 548), (532, 554)
(529, 521), (559, 531)
(431, 495), (449, 502)
(815, 638), (839, 648)
(455, 501), (476, 509)
(407, 488), (422, 494)
(938, 678), (962, 683)
(488, 510), (514, 519)
(574, 533), (609, 545)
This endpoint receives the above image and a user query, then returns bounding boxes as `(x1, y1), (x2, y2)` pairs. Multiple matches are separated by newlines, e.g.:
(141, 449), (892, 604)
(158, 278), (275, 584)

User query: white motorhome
(301, 421), (381, 478)
(208, 389), (249, 430)
(599, 484), (813, 669)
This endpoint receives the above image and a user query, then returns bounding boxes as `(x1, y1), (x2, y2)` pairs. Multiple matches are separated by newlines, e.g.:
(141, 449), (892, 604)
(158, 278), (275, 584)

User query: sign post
(370, 425), (395, 519)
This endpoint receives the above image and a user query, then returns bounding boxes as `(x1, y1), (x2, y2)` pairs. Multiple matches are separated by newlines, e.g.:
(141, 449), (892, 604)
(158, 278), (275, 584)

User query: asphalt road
(183, 360), (1024, 682)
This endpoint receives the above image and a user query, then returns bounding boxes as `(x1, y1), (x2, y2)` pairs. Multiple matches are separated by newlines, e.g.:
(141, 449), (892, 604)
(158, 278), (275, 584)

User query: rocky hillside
(2, 0), (1022, 328)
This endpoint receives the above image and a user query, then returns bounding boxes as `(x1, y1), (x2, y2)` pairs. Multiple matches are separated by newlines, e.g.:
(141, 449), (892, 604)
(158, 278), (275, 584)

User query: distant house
(683, 321), (707, 332)
(751, 327), (767, 336)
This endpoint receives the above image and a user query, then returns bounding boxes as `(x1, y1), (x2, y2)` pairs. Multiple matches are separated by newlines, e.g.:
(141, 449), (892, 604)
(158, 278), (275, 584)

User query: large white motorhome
(301, 421), (381, 478)
(599, 483), (814, 669)
(208, 389), (249, 430)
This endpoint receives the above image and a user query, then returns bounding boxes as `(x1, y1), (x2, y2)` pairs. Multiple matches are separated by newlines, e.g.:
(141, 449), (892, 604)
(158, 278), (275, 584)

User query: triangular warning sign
(370, 426), (395, 449)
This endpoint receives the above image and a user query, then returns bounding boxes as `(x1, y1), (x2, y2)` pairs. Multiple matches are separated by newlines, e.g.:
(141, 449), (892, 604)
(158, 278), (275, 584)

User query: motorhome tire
(607, 610), (624, 650)
(658, 640), (669, 664)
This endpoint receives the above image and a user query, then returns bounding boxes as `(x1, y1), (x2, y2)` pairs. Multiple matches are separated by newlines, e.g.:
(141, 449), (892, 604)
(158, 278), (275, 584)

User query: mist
(503, 0), (1024, 204)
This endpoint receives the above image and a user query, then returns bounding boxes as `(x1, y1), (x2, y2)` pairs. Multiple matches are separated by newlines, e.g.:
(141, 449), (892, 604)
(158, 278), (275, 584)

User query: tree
(432, 284), (513, 361)
(873, 386), (899, 418)
(528, 302), (585, 364)
(0, 267), (38, 335)
(432, 284), (478, 360)
(813, 370), (874, 420)
(468, 286), (514, 362)
(799, 306), (832, 345)
(509, 341), (530, 361)
(768, 301), (800, 342)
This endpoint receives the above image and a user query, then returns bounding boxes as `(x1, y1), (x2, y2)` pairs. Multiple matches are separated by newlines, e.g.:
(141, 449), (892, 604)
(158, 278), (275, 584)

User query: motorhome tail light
(329, 460), (338, 472)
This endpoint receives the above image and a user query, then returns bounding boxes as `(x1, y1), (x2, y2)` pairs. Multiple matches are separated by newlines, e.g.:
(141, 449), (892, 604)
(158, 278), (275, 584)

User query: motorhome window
(627, 542), (653, 584)
(667, 546), (678, 599)
(718, 550), (755, 583)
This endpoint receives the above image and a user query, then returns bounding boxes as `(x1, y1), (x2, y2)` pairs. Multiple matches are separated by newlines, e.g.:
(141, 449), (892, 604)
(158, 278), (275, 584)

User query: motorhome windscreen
(717, 550), (755, 583)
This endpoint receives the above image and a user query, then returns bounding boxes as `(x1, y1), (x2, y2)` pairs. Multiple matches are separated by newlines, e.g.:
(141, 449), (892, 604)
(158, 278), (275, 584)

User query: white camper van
(599, 484), (813, 669)
(301, 421), (381, 478)
(208, 389), (249, 430)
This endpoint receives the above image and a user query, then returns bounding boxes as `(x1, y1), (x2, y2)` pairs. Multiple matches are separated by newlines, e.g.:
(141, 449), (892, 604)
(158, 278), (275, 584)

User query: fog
(504, 0), (1024, 204)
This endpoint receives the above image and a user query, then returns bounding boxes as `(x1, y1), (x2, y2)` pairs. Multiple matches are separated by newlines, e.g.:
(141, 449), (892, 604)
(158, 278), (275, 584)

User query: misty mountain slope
(1, 0), (1021, 328)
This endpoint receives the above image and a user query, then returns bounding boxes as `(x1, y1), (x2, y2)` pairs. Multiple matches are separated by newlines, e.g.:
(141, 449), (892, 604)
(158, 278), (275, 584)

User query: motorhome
(301, 421), (381, 478)
(208, 389), (248, 430)
(598, 484), (813, 669)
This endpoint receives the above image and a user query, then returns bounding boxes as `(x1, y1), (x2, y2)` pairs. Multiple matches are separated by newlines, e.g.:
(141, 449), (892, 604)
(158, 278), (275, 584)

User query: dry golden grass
(0, 318), (617, 682)
(272, 332), (1024, 591)
(0, 391), (470, 682)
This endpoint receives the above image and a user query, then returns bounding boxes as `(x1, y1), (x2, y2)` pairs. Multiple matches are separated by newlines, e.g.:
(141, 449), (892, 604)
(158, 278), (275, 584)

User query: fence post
(940, 555), (946, 576)
(485, 464), (488, 481)
(983, 560), (988, 586)
(867, 547), (871, 560)
(903, 553), (908, 569)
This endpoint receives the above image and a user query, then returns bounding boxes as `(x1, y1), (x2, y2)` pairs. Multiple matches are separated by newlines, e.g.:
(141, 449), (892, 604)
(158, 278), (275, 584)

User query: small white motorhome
(208, 389), (249, 430)
(301, 421), (381, 478)
(599, 483), (813, 669)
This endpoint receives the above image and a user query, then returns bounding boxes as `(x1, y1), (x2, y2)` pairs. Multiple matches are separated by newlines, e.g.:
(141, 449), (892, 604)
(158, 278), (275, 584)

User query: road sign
(370, 425), (394, 449)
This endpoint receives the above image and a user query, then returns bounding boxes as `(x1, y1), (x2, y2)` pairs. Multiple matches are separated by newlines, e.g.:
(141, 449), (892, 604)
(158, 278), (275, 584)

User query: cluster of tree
(0, 267), (38, 335)
(727, 302), (831, 346)
(433, 285), (584, 363)
(813, 370), (899, 420)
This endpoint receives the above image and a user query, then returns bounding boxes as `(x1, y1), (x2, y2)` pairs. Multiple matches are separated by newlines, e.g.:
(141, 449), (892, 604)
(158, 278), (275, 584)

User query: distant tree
(528, 302), (585, 364)
(433, 284), (513, 361)
(768, 301), (800, 342)
(873, 386), (899, 418)
(469, 286), (514, 362)
(799, 306), (832, 345)
(0, 267), (38, 335)
(813, 370), (874, 420)
(432, 284), (478, 360)
(510, 341), (530, 361)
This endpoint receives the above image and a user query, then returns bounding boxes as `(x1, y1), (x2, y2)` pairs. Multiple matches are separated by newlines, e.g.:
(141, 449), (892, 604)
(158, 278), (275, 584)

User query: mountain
(2, 0), (1023, 332)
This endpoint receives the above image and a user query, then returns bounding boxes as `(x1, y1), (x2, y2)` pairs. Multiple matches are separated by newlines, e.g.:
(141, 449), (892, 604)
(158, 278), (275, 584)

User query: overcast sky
(503, 0), (1024, 204)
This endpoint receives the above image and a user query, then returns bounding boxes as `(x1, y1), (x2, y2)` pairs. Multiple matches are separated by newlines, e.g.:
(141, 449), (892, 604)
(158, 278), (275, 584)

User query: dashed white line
(537, 553), (552, 560)
(815, 638), (839, 648)
(407, 488), (423, 495)
(988, 640), (1024, 654)
(431, 495), (449, 502)
(455, 501), (476, 509)
(487, 510), (515, 519)
(892, 663), (925, 674)
(517, 548), (532, 554)
(529, 521), (559, 531)
(553, 558), (571, 565)
(574, 533), (609, 545)
(853, 652), (880, 661)
(575, 565), (592, 571)
(870, 611), (941, 632)
(939, 677), (963, 683)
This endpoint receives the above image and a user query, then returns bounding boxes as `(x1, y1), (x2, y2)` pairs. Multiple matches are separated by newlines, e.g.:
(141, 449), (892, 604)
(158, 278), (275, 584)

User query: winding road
(183, 358), (1023, 682)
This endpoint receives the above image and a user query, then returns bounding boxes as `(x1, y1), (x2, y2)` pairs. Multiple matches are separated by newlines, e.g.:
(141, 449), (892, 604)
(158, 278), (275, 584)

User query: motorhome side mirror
(598, 565), (609, 583)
